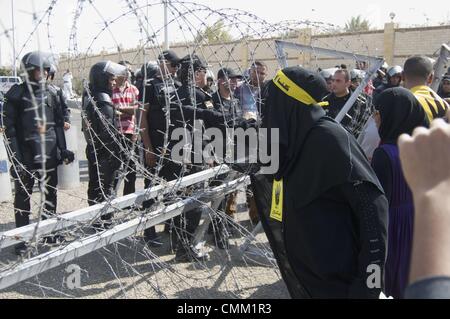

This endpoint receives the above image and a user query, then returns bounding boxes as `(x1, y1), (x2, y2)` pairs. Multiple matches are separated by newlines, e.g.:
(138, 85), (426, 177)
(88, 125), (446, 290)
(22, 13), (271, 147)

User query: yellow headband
(272, 70), (318, 106)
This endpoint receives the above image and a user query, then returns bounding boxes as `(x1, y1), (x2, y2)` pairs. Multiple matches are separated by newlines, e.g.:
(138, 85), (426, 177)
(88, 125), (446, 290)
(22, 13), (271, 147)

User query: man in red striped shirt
(112, 61), (140, 195)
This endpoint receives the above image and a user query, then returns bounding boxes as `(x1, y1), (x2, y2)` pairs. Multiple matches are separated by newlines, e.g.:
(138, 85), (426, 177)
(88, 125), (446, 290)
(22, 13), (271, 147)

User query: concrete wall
(392, 26), (450, 66)
(57, 24), (450, 92)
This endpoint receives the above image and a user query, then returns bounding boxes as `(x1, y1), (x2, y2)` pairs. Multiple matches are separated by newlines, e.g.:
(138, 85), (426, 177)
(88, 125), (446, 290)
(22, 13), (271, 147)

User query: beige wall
(57, 24), (450, 92)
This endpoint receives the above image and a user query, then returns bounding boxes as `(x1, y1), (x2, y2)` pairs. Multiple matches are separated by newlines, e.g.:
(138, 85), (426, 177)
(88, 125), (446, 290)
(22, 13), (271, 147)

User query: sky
(0, 0), (449, 67)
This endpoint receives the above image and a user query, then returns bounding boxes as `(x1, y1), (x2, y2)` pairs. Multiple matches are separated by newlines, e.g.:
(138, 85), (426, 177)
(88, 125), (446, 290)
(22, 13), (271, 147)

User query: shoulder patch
(205, 101), (214, 109)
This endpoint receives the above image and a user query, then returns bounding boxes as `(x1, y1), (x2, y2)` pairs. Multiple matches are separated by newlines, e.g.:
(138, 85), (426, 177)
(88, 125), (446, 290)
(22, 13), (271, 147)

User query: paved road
(69, 106), (87, 162)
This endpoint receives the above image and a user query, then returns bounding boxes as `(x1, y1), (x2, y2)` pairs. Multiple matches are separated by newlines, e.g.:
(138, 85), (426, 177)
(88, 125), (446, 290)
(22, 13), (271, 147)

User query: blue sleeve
(405, 277), (450, 299)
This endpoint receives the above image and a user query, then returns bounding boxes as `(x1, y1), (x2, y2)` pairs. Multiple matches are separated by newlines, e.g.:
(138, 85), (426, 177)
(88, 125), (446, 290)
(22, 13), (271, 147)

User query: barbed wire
(1, 0), (446, 299)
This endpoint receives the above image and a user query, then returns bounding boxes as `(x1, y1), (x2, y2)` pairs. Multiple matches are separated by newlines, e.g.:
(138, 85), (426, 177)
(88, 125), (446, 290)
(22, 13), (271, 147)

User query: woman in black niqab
(252, 66), (388, 299)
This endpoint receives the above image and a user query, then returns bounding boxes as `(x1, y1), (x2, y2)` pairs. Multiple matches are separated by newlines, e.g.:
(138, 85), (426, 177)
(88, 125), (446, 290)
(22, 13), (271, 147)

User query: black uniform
(140, 70), (234, 256)
(372, 76), (385, 91)
(140, 75), (180, 244)
(3, 81), (73, 228)
(148, 80), (219, 253)
(256, 67), (388, 299)
(323, 91), (369, 139)
(0, 92), (5, 128)
(142, 76), (181, 166)
(142, 78), (230, 176)
(211, 91), (242, 121)
(50, 84), (71, 124)
(141, 54), (252, 257)
(3, 52), (74, 255)
(210, 91), (245, 248)
(83, 93), (120, 207)
(82, 61), (127, 226)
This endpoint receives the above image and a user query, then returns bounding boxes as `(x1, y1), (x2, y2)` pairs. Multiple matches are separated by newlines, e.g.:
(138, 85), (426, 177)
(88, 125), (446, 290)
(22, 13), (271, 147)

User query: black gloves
(228, 118), (258, 130)
(10, 165), (26, 180)
(60, 150), (75, 165)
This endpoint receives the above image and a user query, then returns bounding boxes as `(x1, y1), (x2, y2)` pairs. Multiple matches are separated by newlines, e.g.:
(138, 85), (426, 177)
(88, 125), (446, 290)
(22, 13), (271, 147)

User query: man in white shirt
(63, 69), (74, 98)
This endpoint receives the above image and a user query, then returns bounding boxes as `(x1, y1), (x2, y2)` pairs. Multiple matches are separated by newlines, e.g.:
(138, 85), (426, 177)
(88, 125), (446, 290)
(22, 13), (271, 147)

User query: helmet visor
(23, 51), (55, 70)
(388, 66), (403, 77)
(103, 61), (128, 77)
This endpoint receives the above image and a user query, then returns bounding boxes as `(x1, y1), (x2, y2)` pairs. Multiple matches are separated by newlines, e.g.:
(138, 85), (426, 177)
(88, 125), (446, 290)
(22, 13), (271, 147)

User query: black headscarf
(375, 87), (428, 145)
(264, 66), (383, 207)
(264, 67), (329, 181)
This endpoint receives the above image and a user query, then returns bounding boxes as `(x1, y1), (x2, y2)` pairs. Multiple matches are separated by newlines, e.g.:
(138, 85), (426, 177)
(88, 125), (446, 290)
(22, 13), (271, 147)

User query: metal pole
(0, 165), (231, 249)
(0, 175), (249, 290)
(275, 41), (288, 68)
(275, 40), (382, 67)
(11, 0), (16, 77)
(274, 40), (385, 125)
(431, 44), (450, 92)
(164, 0), (169, 50)
(335, 59), (384, 124)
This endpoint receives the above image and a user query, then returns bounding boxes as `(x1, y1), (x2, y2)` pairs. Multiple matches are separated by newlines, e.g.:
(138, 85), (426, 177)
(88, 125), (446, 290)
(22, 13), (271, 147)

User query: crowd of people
(1, 47), (450, 299)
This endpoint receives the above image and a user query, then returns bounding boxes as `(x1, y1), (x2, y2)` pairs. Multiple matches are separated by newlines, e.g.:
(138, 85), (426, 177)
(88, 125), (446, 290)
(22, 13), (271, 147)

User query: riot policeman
(139, 51), (181, 247)
(48, 63), (71, 130)
(82, 61), (128, 228)
(3, 51), (75, 255)
(373, 66), (403, 103)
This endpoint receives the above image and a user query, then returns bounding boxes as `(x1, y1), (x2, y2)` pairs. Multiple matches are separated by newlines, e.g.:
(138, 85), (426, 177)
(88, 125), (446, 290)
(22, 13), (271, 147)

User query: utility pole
(164, 0), (169, 50)
(11, 0), (17, 77)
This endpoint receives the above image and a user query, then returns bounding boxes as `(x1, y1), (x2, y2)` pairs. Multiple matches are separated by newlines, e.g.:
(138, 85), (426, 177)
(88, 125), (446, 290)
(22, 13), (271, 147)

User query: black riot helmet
(135, 69), (142, 79)
(21, 51), (53, 82)
(141, 61), (159, 82)
(88, 61), (128, 94)
(47, 62), (58, 81)
(21, 51), (53, 71)
(387, 66), (403, 79)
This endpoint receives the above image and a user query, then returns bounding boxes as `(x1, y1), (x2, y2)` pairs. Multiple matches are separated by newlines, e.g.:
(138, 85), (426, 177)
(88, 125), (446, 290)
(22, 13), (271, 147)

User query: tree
(0, 67), (12, 76)
(195, 20), (234, 44)
(344, 15), (371, 33)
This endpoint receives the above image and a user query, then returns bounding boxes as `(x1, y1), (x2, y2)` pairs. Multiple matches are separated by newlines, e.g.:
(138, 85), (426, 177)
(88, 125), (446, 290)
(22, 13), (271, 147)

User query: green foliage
(344, 15), (371, 33)
(0, 68), (12, 76)
(195, 20), (234, 44)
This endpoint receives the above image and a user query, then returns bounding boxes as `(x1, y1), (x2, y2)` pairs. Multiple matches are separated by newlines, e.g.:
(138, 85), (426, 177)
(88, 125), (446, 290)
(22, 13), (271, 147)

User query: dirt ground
(0, 105), (289, 299)
(0, 178), (289, 299)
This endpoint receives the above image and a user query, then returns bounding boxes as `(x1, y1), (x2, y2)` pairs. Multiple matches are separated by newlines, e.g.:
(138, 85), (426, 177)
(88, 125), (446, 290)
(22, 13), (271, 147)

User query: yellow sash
(272, 70), (318, 105)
